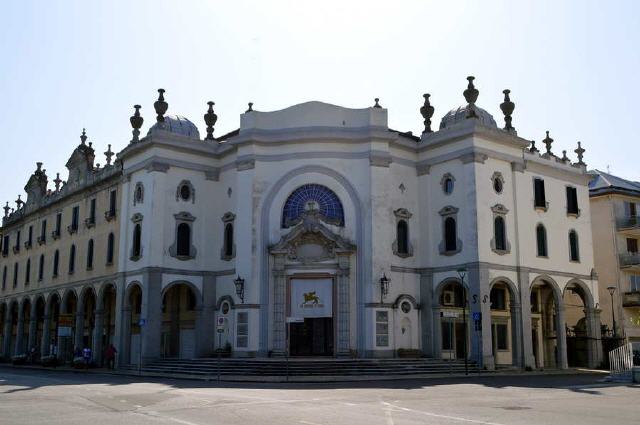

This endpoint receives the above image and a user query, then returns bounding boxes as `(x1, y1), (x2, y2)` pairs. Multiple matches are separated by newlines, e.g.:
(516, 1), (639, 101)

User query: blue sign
(138, 318), (146, 327)
(472, 312), (481, 321)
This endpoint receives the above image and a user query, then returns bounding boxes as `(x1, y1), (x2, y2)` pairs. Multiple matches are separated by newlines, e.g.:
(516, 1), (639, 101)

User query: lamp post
(380, 273), (390, 304)
(457, 268), (468, 376)
(607, 285), (617, 338)
(234, 276), (245, 304)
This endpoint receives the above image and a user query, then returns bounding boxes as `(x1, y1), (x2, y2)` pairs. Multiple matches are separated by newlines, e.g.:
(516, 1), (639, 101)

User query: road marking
(381, 402), (506, 425)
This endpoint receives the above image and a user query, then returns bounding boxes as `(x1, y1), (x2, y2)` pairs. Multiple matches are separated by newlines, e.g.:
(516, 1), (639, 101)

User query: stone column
(585, 308), (603, 368)
(92, 309), (104, 366)
(336, 255), (351, 356)
(14, 302), (24, 356)
(113, 277), (127, 367)
(2, 306), (12, 358)
(27, 304), (37, 352)
(272, 255), (286, 356)
(556, 305), (569, 369)
(40, 300), (51, 357)
(419, 271), (433, 357)
(74, 296), (85, 351)
(518, 269), (535, 368)
(468, 266), (493, 369)
(510, 302), (523, 367)
(432, 305), (442, 359)
(141, 270), (162, 364)
(195, 274), (216, 357)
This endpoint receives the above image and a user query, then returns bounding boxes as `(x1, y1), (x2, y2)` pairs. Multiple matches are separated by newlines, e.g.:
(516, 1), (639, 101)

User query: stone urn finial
(420, 93), (435, 134)
(463, 76), (479, 105)
(543, 131), (554, 155)
(36, 162), (42, 172)
(561, 150), (569, 162)
(3, 202), (10, 218)
(374, 98), (382, 108)
(104, 144), (114, 166)
(500, 89), (515, 132)
(529, 140), (539, 153)
(574, 141), (586, 165)
(204, 101), (217, 141)
(154, 88), (168, 122)
(246, 102), (254, 113)
(15, 194), (23, 210)
(130, 104), (143, 143)
(53, 172), (62, 192)
(80, 128), (87, 145)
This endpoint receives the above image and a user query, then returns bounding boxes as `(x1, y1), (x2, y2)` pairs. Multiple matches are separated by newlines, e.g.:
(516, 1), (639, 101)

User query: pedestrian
(104, 343), (117, 370)
(50, 338), (58, 368)
(29, 346), (37, 364)
(82, 347), (92, 370)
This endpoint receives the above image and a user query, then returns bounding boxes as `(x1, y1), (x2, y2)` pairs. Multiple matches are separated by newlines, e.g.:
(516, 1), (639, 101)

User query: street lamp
(380, 273), (390, 303)
(607, 285), (617, 338)
(234, 275), (245, 304)
(457, 268), (468, 376)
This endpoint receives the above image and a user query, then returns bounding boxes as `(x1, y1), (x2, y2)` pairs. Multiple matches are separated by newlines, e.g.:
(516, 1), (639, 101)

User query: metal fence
(609, 343), (633, 381)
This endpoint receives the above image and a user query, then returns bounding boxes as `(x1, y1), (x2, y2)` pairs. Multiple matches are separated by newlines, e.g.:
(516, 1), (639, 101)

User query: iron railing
(617, 215), (640, 230)
(619, 253), (640, 267)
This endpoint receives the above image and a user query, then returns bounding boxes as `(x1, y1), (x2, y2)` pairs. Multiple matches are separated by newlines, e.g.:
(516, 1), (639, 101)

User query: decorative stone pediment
(270, 210), (355, 264)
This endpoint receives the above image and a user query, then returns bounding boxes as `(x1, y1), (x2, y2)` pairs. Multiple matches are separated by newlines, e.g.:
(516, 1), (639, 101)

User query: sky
(0, 0), (638, 207)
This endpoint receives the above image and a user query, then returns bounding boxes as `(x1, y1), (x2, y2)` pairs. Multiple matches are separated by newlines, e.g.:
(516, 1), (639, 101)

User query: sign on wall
(290, 278), (333, 318)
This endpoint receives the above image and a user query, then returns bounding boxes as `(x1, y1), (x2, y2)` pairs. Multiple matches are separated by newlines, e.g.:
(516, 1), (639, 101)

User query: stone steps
(121, 357), (481, 378)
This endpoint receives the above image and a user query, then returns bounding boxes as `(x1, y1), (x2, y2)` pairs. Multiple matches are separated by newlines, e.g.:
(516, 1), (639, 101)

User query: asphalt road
(0, 368), (637, 425)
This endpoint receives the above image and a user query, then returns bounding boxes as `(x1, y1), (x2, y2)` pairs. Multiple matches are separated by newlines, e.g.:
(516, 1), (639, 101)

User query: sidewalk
(0, 362), (610, 383)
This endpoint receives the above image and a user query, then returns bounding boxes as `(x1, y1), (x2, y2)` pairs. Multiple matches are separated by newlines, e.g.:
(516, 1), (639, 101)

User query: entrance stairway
(120, 357), (482, 381)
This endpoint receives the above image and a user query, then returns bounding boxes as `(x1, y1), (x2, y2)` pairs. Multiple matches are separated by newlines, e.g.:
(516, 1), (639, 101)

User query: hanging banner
(290, 279), (333, 318)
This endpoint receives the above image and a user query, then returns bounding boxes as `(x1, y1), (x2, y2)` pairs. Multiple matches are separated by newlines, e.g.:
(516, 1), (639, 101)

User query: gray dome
(439, 105), (497, 130)
(148, 115), (200, 139)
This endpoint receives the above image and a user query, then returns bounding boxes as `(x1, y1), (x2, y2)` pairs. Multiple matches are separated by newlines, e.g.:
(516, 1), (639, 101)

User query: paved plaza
(0, 368), (637, 425)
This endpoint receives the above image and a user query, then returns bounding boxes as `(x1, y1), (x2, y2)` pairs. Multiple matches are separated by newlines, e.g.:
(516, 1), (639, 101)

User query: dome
(147, 115), (200, 139)
(439, 105), (497, 130)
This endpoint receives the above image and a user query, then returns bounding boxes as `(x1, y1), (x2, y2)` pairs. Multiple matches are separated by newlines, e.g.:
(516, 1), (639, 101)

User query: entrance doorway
(290, 318), (333, 356)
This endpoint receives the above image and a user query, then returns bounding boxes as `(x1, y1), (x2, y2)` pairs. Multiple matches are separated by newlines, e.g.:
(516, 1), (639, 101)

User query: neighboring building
(589, 170), (640, 349)
(0, 77), (602, 370)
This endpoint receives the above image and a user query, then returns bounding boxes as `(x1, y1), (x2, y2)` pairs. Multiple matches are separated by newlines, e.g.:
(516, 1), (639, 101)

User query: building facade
(0, 78), (602, 369)
(589, 171), (640, 351)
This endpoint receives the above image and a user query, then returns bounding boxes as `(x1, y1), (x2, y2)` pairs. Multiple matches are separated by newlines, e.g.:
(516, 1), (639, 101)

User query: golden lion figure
(303, 291), (320, 305)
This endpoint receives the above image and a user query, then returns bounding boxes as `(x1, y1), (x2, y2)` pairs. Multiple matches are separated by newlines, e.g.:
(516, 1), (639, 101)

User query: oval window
(401, 301), (411, 313)
(493, 178), (503, 193)
(221, 301), (230, 315)
(180, 184), (191, 201)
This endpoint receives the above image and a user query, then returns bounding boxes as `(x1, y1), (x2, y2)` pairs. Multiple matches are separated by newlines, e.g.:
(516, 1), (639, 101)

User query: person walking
(49, 338), (58, 368)
(82, 347), (92, 370)
(104, 344), (117, 370)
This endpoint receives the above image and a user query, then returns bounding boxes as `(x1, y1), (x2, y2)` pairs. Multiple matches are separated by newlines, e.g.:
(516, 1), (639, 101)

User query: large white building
(0, 77), (602, 370)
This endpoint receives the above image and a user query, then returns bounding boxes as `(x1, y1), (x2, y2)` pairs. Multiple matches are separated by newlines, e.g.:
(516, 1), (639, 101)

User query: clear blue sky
(1, 0), (638, 207)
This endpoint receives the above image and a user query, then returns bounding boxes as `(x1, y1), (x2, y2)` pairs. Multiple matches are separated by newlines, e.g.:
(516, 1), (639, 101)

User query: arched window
(177, 223), (191, 257)
(494, 216), (506, 251)
(53, 250), (59, 277)
(13, 263), (18, 288)
(106, 233), (115, 265)
(132, 224), (142, 258)
(69, 245), (76, 274)
(25, 259), (31, 285)
(397, 220), (409, 254)
(569, 230), (580, 261)
(536, 224), (548, 257)
(282, 184), (344, 228)
(87, 239), (94, 269)
(38, 255), (44, 281)
(224, 223), (234, 258)
(2, 266), (7, 290)
(445, 217), (457, 251)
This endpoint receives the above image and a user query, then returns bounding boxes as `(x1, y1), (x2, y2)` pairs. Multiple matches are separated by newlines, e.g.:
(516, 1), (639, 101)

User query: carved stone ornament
(221, 212), (236, 223)
(270, 210), (355, 265)
(420, 93), (435, 133)
(491, 203), (509, 215)
(438, 205), (459, 216)
(393, 208), (413, 219)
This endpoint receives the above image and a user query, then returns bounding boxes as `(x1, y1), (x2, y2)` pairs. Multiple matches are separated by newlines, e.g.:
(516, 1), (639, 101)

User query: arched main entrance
(437, 280), (469, 360)
(127, 284), (142, 365)
(8, 302), (18, 356)
(0, 302), (7, 357)
(60, 290), (78, 361)
(161, 283), (198, 358)
(563, 281), (597, 368)
(18, 299), (31, 356)
(100, 284), (117, 354)
(530, 279), (562, 368)
(488, 280), (520, 367)
(80, 288), (97, 350)
(33, 296), (46, 357)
